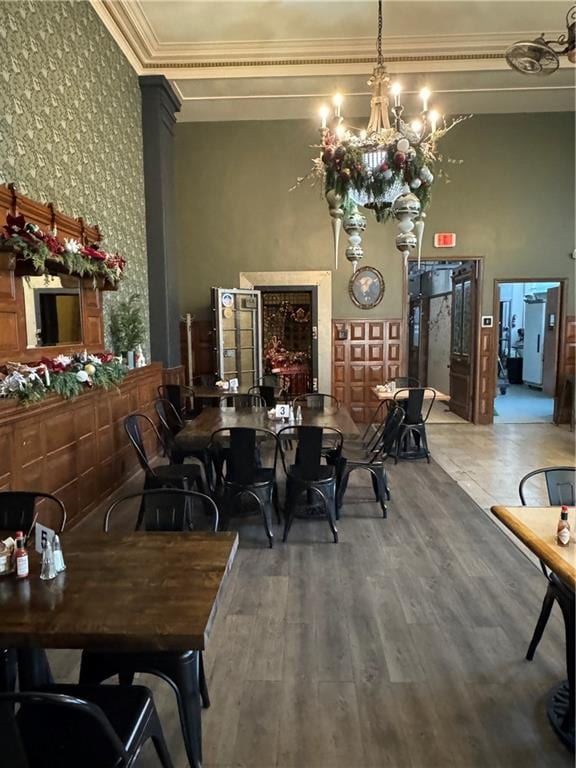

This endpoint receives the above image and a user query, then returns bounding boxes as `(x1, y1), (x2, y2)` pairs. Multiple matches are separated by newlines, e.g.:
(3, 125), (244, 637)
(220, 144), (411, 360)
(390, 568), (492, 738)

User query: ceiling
(91, 0), (576, 121)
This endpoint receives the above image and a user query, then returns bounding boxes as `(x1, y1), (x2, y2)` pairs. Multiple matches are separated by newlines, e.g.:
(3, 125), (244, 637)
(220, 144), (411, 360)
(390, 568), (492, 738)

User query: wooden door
(449, 264), (478, 420)
(542, 286), (561, 397)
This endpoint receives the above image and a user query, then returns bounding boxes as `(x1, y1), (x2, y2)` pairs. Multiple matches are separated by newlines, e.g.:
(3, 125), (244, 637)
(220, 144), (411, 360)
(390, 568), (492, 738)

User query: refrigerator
(523, 299), (546, 387)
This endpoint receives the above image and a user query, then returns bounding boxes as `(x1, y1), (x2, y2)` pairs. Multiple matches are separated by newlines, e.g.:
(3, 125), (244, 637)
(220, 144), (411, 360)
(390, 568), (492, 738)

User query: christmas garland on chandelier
(296, 0), (470, 272)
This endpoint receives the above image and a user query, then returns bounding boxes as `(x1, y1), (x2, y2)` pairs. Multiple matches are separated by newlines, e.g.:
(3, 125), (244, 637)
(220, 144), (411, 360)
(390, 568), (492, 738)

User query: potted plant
(109, 294), (147, 369)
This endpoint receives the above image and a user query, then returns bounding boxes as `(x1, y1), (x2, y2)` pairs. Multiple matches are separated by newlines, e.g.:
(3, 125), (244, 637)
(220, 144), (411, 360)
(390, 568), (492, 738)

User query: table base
(547, 680), (575, 752)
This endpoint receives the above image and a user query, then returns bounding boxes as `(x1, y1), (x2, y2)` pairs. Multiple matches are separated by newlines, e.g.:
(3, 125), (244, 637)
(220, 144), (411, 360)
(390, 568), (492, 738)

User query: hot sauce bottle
(14, 531), (29, 578)
(557, 506), (571, 547)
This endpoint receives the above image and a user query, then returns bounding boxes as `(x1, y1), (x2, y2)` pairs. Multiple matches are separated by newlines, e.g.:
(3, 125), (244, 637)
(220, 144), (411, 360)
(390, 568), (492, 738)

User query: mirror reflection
(23, 275), (82, 347)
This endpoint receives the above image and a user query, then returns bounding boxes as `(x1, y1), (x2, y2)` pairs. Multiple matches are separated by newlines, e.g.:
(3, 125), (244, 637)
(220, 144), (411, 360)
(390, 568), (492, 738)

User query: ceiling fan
(506, 5), (575, 75)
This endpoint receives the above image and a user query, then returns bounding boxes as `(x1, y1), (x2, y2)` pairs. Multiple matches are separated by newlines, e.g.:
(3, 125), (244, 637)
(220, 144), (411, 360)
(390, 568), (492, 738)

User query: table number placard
(275, 404), (290, 420)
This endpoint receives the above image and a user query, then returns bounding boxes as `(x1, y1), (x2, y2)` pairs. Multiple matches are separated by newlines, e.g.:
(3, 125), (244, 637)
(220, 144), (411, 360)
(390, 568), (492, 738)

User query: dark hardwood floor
(49, 459), (572, 767)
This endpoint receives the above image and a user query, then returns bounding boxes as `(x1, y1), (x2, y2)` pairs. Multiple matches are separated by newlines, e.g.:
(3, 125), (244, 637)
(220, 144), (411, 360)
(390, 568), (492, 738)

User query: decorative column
(139, 75), (181, 367)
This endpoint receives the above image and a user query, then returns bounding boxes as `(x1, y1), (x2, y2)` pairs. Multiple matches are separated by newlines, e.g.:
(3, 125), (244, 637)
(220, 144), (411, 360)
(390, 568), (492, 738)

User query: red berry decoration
(394, 151), (406, 168)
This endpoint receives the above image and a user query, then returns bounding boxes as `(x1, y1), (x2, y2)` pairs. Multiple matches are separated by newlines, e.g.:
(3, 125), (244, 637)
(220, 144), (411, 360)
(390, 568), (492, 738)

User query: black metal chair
(0, 491), (66, 536)
(80, 489), (218, 768)
(392, 387), (436, 463)
(209, 427), (280, 547)
(157, 384), (194, 418)
(519, 467), (576, 662)
(328, 405), (405, 517)
(218, 393), (266, 408)
(292, 392), (340, 410)
(0, 685), (174, 768)
(277, 425), (343, 543)
(125, 413), (206, 495)
(248, 384), (276, 407)
(155, 398), (213, 487)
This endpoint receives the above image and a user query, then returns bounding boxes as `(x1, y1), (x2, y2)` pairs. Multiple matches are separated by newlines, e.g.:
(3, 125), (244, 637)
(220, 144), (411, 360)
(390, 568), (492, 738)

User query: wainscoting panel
(477, 326), (495, 424)
(333, 318), (404, 423)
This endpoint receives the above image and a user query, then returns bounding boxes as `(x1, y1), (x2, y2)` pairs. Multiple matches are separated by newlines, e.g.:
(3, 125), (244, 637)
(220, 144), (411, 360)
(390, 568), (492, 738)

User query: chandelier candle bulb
(320, 105), (329, 130)
(420, 87), (431, 112)
(429, 110), (439, 134)
(333, 93), (343, 117)
(391, 82), (402, 106)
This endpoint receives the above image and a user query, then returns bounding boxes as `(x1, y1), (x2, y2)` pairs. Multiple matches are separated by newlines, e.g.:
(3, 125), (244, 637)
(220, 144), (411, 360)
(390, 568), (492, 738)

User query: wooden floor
(49, 453), (573, 768)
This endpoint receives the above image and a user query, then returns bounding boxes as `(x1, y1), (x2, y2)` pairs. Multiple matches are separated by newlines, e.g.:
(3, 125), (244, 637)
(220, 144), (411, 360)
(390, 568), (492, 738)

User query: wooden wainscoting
(333, 318), (403, 423)
(477, 326), (495, 424)
(0, 363), (162, 529)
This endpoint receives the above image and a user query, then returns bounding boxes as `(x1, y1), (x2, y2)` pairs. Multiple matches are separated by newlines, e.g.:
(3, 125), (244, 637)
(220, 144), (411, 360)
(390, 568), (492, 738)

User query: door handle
(536, 334), (540, 354)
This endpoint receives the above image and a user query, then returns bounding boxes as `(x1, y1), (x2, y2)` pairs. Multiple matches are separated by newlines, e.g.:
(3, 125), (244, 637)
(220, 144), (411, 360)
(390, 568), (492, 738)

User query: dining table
(176, 404), (360, 449)
(0, 530), (238, 767)
(491, 505), (575, 750)
(371, 385), (450, 402)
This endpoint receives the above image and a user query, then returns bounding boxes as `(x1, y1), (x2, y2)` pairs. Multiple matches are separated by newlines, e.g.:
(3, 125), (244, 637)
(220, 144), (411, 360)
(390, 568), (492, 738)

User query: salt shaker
(296, 406), (303, 423)
(40, 539), (57, 581)
(53, 535), (66, 573)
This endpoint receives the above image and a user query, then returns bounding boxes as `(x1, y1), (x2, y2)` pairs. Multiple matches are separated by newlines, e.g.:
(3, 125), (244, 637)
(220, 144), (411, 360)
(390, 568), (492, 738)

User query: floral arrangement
(0, 351), (125, 405)
(264, 335), (310, 370)
(1, 214), (126, 286)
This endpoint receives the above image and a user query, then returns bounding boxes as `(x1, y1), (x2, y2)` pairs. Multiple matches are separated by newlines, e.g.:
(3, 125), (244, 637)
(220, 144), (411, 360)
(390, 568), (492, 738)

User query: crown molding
(90, 0), (566, 78)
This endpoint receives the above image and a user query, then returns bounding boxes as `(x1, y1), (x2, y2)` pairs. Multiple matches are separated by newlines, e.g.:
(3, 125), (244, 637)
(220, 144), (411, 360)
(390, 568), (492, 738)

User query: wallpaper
(0, 0), (149, 353)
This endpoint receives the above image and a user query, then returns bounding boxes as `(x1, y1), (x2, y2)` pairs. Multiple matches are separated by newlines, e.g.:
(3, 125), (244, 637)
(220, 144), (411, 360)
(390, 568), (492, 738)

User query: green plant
(109, 294), (147, 354)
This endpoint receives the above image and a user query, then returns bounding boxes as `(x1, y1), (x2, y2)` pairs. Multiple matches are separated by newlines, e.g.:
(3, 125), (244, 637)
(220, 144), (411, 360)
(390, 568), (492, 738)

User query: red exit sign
(434, 232), (456, 248)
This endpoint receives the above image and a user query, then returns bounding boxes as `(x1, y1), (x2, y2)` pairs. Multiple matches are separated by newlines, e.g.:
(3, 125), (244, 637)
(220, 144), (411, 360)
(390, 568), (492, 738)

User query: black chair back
(248, 385), (276, 407)
(0, 690), (130, 768)
(157, 384), (193, 416)
(277, 425), (343, 481)
(124, 413), (164, 475)
(373, 405), (405, 460)
(210, 427), (279, 485)
(219, 393), (266, 408)
(394, 387), (436, 425)
(104, 488), (218, 532)
(155, 398), (184, 437)
(0, 492), (66, 534)
(292, 393), (339, 411)
(519, 467), (576, 507)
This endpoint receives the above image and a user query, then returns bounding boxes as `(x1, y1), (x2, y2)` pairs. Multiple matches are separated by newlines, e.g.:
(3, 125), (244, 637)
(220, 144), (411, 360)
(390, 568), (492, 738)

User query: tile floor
(494, 384), (555, 424)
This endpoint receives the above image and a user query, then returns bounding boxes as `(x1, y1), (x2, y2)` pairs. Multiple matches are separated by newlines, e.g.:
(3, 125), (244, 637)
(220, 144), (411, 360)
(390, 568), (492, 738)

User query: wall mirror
(23, 275), (83, 347)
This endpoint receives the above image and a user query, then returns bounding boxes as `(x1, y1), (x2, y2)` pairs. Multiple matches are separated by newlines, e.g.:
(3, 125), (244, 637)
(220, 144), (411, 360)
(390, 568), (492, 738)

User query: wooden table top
(372, 386), (450, 402)
(0, 532), (238, 651)
(491, 506), (576, 590)
(177, 405), (359, 445)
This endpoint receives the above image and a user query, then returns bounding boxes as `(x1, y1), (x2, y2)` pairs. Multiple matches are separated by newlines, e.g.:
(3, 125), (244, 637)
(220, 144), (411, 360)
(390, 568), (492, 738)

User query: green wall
(0, 0), (149, 352)
(175, 112), (574, 320)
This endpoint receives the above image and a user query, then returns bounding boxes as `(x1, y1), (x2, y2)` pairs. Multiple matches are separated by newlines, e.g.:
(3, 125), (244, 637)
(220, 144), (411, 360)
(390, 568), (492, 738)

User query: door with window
(211, 287), (263, 388)
(449, 264), (478, 420)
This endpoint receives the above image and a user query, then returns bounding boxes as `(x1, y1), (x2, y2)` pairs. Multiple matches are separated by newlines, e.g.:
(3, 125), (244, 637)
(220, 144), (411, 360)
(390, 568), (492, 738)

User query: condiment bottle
(14, 531), (29, 579)
(557, 505), (571, 547)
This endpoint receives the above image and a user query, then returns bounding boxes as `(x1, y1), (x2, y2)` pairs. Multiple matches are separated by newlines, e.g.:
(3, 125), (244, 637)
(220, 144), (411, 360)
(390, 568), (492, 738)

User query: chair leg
(282, 486), (297, 543)
(273, 483), (281, 524)
(336, 468), (352, 513)
(368, 467), (387, 518)
(147, 705), (176, 768)
(526, 586), (556, 661)
(199, 651), (210, 709)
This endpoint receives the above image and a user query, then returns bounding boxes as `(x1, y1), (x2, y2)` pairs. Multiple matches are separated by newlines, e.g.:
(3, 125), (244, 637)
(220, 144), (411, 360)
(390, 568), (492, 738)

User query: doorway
(407, 258), (481, 423)
(494, 280), (562, 423)
(257, 286), (318, 396)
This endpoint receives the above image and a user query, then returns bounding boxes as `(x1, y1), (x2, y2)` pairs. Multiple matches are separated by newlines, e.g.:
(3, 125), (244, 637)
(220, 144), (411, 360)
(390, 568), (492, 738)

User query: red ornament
(321, 148), (334, 164)
(394, 152), (406, 169)
(379, 162), (389, 172)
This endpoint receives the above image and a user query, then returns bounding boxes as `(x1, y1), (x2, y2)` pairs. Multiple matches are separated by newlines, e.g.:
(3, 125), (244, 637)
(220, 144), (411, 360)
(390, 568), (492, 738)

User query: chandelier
(304, 0), (467, 272)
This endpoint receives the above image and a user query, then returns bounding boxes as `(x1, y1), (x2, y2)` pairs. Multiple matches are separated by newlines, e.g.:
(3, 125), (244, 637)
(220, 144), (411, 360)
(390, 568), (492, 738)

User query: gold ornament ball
(84, 363), (96, 376)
